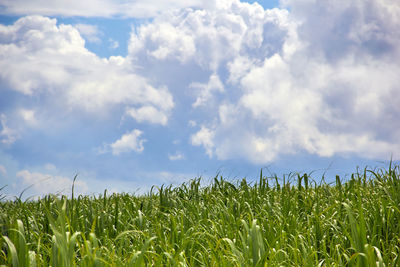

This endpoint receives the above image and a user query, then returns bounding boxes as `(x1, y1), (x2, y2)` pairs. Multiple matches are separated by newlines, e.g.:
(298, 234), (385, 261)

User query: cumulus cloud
(224, 0), (400, 162)
(110, 129), (146, 155)
(16, 170), (88, 196)
(125, 106), (168, 125)
(2, 0), (400, 168)
(191, 126), (215, 157)
(160, 0), (400, 163)
(281, 0), (400, 61)
(128, 1), (290, 70)
(0, 15), (173, 123)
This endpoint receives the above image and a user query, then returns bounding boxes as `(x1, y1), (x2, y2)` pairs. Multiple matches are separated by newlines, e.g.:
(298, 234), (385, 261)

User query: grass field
(1, 164), (400, 266)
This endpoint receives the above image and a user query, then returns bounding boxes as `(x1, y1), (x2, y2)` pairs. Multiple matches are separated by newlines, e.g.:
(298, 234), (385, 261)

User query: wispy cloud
(16, 169), (88, 196)
(109, 38), (119, 49)
(168, 152), (184, 161)
(75, 23), (102, 43)
(18, 109), (37, 126)
(0, 0), (205, 18)
(0, 114), (18, 145)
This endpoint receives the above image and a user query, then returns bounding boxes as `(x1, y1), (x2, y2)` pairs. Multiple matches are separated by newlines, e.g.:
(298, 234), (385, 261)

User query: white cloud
(0, 15), (174, 123)
(230, 54), (399, 162)
(125, 106), (168, 125)
(0, 0), (206, 18)
(0, 0), (116, 17)
(16, 170), (88, 196)
(67, 70), (174, 114)
(19, 109), (37, 126)
(190, 73), (224, 107)
(175, 0), (400, 163)
(128, 0), (283, 70)
(74, 23), (101, 43)
(1, 0), (400, 167)
(0, 165), (6, 176)
(110, 129), (146, 155)
(191, 126), (215, 157)
(0, 114), (18, 145)
(281, 0), (400, 61)
(227, 56), (255, 84)
(168, 151), (184, 161)
(143, 22), (196, 63)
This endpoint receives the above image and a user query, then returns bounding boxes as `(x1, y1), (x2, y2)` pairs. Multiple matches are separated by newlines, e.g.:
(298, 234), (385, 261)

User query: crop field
(1, 164), (400, 266)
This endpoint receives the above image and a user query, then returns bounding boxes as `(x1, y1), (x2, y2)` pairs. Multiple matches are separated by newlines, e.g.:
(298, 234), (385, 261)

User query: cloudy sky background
(0, 0), (399, 198)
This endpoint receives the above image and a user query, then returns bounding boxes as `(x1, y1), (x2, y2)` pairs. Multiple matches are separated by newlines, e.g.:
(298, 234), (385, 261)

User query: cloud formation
(191, 126), (215, 157)
(127, 0), (400, 162)
(110, 129), (146, 155)
(0, 15), (174, 140)
(168, 151), (184, 161)
(74, 23), (101, 43)
(126, 106), (169, 125)
(0, 0), (205, 18)
(1, 0), (399, 171)
(190, 73), (224, 107)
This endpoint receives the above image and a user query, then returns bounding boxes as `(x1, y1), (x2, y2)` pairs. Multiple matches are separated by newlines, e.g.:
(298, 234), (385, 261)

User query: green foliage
(1, 165), (400, 266)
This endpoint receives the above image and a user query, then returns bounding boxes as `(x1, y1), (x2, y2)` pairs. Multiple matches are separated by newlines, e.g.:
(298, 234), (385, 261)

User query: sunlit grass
(1, 164), (399, 266)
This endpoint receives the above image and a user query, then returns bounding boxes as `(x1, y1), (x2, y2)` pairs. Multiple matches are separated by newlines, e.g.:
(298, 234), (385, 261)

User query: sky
(0, 0), (399, 199)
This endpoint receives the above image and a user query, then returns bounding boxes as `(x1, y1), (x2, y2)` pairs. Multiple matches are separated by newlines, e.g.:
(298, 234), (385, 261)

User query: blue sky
(0, 0), (399, 198)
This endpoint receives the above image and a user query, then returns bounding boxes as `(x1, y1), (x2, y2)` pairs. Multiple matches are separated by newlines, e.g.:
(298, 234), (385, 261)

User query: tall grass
(1, 165), (399, 266)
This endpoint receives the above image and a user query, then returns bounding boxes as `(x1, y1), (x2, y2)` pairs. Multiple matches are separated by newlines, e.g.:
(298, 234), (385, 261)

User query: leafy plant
(0, 164), (399, 266)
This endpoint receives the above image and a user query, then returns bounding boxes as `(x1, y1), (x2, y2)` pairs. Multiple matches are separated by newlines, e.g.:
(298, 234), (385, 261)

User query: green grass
(1, 164), (400, 266)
